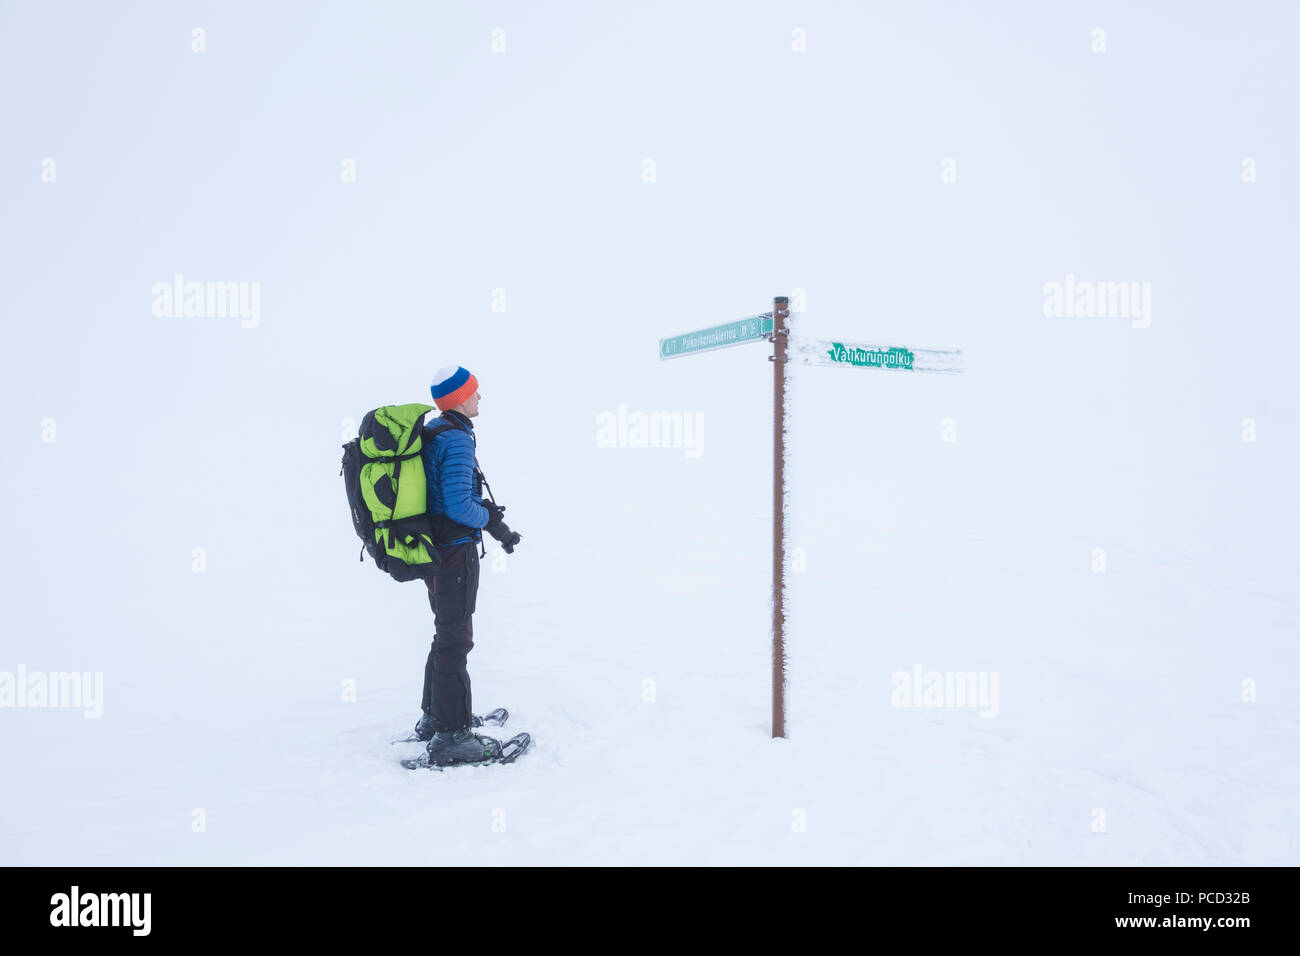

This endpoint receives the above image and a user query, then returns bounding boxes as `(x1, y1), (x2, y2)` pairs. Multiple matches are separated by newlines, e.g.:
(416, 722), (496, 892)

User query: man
(415, 365), (522, 766)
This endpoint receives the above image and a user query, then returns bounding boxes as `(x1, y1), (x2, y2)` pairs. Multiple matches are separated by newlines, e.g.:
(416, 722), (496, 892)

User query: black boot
(425, 727), (503, 767)
(414, 712), (437, 741)
(414, 710), (500, 741)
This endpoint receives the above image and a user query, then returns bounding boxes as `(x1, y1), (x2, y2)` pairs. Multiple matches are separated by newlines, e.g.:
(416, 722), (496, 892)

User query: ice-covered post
(770, 296), (790, 739)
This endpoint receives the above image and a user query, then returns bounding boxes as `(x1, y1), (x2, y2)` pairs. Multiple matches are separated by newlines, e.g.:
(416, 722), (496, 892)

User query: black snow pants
(420, 543), (480, 733)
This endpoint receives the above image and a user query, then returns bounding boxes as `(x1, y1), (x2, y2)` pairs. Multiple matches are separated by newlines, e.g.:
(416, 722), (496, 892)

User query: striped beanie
(430, 365), (479, 411)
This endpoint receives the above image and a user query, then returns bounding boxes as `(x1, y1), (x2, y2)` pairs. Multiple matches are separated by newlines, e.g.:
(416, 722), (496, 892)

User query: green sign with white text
(825, 342), (915, 369)
(659, 313), (774, 360)
(792, 337), (963, 375)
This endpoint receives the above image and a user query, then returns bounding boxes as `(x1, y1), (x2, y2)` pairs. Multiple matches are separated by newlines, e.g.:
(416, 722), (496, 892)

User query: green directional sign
(659, 313), (774, 360)
(825, 342), (915, 369)
(794, 337), (963, 374)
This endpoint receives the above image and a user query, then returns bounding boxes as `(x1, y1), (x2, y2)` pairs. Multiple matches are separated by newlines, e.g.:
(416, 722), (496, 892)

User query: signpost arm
(771, 296), (790, 739)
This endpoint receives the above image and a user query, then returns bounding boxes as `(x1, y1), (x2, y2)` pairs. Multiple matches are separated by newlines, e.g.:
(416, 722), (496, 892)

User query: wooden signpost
(659, 297), (964, 738)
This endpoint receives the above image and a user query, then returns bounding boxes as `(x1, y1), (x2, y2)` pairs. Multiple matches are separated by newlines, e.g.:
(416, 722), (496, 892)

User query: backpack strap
(360, 448), (423, 463)
(422, 415), (467, 440)
(374, 514), (434, 555)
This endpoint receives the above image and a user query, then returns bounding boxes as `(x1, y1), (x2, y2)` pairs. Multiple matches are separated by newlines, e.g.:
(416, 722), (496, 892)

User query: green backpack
(340, 403), (460, 582)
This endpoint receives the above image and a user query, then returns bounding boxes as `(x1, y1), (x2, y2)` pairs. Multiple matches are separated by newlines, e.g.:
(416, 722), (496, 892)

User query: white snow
(2, 2), (1297, 865)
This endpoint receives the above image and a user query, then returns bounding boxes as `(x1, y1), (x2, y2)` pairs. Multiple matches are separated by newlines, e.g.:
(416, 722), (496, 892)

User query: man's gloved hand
(483, 502), (522, 554)
(483, 501), (507, 535)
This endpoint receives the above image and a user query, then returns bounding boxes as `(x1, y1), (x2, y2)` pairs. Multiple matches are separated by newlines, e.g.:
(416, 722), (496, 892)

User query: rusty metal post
(771, 296), (790, 738)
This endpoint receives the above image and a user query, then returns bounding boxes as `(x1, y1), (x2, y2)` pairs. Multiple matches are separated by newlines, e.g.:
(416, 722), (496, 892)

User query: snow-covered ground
(3, 2), (1297, 865)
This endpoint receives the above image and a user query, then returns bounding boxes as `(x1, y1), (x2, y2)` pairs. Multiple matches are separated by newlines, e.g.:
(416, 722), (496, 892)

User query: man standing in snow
(414, 365), (522, 766)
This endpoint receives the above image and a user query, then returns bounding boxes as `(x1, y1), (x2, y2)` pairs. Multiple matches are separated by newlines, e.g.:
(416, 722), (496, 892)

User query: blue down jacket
(422, 411), (489, 547)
